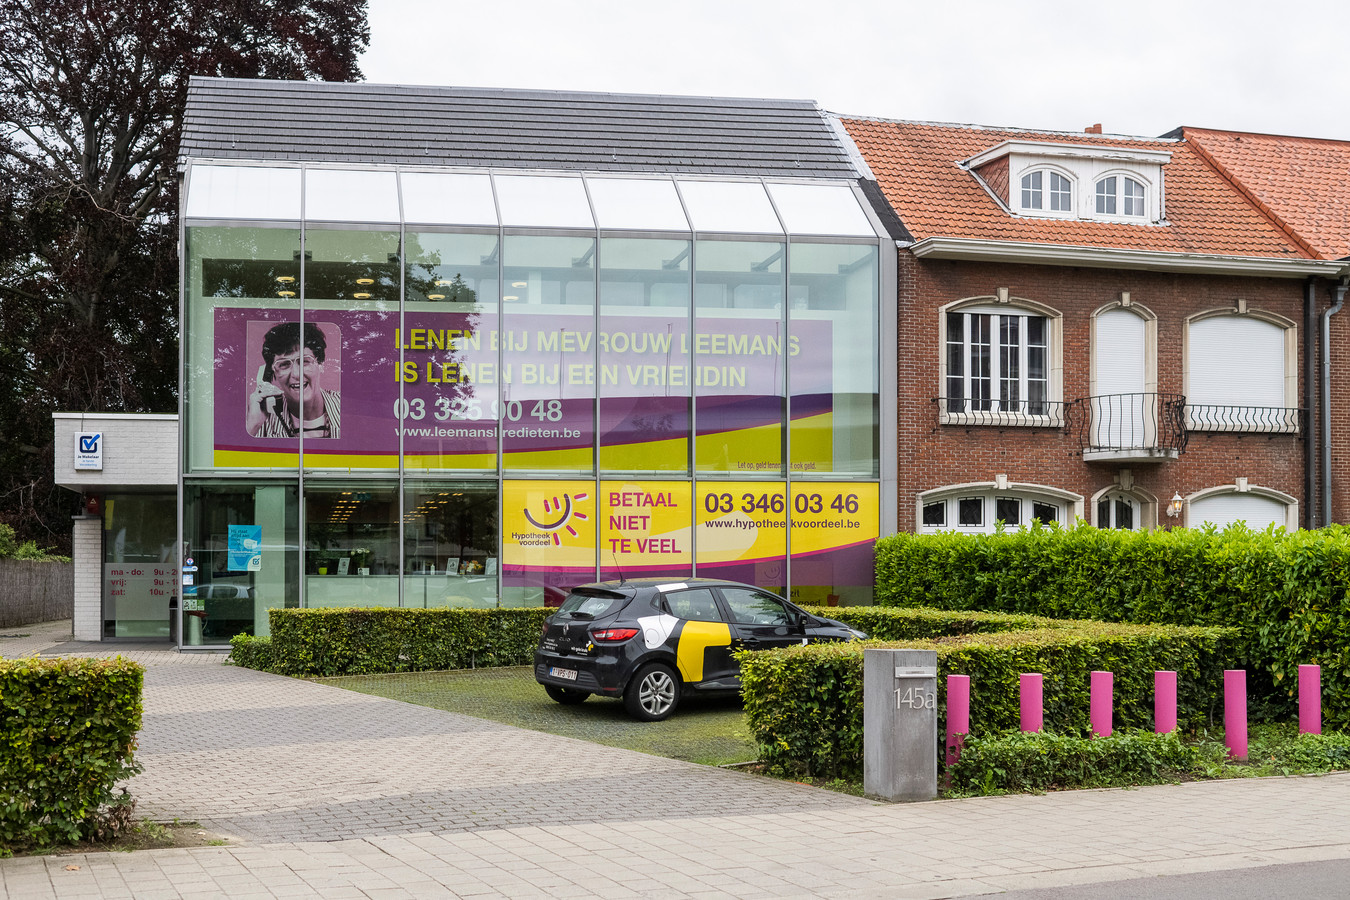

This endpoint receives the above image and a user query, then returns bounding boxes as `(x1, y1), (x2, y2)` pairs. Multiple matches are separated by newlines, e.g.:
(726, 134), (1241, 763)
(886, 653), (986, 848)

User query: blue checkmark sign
(79, 434), (101, 453)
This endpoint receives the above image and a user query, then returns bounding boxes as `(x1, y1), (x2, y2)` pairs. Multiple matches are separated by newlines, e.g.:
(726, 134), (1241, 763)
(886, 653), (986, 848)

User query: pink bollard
(1299, 664), (1322, 735)
(1225, 669), (1248, 760)
(1155, 670), (1178, 734)
(1090, 671), (1113, 737)
(1020, 673), (1043, 733)
(946, 674), (971, 767)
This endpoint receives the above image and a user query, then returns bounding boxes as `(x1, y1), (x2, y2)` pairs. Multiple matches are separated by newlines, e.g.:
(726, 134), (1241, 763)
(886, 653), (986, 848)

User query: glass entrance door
(102, 492), (177, 638)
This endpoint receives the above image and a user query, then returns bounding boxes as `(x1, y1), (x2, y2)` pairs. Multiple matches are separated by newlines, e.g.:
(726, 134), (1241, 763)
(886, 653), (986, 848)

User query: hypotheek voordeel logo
(521, 491), (590, 546)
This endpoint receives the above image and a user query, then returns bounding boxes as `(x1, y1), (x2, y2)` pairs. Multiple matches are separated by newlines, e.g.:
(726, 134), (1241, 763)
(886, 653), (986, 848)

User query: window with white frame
(1020, 170), (1072, 212)
(1186, 312), (1296, 431)
(1095, 175), (1146, 217)
(1189, 490), (1291, 531)
(919, 490), (1066, 534)
(945, 308), (1050, 417)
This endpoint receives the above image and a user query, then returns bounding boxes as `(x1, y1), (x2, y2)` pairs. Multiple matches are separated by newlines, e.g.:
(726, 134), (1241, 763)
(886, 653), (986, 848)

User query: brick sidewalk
(4, 633), (1350, 898)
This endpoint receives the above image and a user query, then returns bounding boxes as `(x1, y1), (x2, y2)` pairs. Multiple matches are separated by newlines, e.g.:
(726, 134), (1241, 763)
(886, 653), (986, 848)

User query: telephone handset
(256, 364), (284, 418)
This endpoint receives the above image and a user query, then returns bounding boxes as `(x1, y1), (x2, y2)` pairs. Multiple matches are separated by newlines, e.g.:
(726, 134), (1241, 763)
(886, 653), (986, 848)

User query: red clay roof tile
(842, 118), (1311, 260)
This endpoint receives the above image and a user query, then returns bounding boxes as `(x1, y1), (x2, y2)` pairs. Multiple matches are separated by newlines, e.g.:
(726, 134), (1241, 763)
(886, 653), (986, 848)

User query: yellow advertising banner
(600, 481), (693, 574)
(695, 482), (788, 564)
(788, 482), (880, 553)
(502, 480), (597, 573)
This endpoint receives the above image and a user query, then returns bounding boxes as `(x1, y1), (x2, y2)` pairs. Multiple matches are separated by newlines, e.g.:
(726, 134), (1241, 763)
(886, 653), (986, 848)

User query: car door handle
(740, 638), (763, 649)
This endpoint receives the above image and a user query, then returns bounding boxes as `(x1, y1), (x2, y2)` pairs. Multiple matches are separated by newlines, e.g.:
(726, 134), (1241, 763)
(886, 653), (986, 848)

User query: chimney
(1085, 124), (1103, 134)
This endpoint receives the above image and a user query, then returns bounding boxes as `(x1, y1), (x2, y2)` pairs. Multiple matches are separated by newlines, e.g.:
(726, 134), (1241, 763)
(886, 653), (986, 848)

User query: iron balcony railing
(1184, 404), (1303, 434)
(935, 397), (1070, 429)
(1076, 392), (1188, 455)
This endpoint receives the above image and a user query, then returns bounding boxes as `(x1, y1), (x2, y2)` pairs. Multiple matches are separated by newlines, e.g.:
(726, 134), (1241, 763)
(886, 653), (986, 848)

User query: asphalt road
(993, 858), (1350, 899)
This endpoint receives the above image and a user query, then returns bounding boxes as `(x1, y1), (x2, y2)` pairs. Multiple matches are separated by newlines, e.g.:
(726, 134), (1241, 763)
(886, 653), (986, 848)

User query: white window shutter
(1188, 316), (1284, 407)
(1190, 493), (1286, 531)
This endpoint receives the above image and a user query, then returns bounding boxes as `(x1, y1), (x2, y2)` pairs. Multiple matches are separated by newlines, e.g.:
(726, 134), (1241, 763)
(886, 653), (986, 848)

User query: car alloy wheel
(625, 663), (680, 721)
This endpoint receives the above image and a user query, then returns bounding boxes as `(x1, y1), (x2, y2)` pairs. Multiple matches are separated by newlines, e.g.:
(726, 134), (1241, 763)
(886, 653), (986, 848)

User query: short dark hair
(261, 322), (327, 382)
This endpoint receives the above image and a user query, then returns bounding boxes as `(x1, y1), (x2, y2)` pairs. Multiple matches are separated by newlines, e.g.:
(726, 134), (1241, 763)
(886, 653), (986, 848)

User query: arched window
(1185, 309), (1297, 431)
(942, 297), (1062, 423)
(1096, 175), (1146, 216)
(1020, 170), (1072, 212)
(1187, 485), (1296, 531)
(1097, 492), (1140, 529)
(918, 483), (1082, 534)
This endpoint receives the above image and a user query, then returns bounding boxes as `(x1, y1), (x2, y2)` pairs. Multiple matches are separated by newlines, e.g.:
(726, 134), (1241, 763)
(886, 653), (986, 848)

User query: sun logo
(522, 492), (590, 546)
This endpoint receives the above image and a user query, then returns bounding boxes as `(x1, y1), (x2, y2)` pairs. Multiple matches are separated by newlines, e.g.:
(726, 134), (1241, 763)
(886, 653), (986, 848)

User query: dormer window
(965, 140), (1171, 224)
(1021, 171), (1072, 212)
(1096, 175), (1146, 217)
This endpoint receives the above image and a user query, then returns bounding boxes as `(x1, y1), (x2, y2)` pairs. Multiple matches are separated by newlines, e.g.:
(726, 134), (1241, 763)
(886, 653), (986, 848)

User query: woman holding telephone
(246, 322), (342, 439)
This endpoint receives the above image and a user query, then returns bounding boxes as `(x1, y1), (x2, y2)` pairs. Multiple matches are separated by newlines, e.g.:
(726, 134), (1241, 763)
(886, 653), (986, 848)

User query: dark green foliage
(0, 524), (67, 561)
(737, 618), (1238, 780)
(946, 729), (1226, 794)
(874, 523), (1350, 728)
(809, 604), (1051, 639)
(0, 657), (143, 849)
(226, 634), (274, 672)
(237, 607), (554, 676)
(1263, 731), (1350, 771)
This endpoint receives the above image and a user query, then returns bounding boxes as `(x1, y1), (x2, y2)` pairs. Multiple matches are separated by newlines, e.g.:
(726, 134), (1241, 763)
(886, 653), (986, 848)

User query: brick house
(838, 117), (1348, 533)
(1172, 128), (1350, 526)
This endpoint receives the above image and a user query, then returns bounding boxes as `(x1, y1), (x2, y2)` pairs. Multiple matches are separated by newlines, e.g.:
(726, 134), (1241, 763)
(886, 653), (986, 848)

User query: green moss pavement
(318, 666), (758, 766)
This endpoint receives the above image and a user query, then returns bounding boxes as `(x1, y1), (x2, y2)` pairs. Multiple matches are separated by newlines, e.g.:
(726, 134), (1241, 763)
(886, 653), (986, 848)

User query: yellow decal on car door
(675, 621), (732, 683)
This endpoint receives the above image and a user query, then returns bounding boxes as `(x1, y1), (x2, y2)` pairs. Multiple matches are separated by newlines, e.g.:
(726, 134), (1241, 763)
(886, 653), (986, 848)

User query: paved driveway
(4, 620), (1350, 899)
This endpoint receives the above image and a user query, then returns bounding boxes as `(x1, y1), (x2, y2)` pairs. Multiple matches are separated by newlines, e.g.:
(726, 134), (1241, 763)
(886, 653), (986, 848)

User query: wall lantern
(1167, 492), (1184, 518)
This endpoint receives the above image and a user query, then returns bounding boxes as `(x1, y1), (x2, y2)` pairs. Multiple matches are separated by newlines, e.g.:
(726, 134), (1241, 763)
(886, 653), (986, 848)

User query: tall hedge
(258, 607), (553, 676)
(738, 620), (1238, 780)
(0, 657), (143, 848)
(875, 523), (1350, 727)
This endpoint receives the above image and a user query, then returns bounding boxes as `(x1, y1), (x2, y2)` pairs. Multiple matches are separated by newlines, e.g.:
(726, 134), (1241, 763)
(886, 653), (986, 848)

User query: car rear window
(556, 589), (628, 619)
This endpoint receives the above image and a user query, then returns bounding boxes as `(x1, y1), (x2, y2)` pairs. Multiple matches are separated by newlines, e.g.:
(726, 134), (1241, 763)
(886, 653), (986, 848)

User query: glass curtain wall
(184, 167), (884, 638)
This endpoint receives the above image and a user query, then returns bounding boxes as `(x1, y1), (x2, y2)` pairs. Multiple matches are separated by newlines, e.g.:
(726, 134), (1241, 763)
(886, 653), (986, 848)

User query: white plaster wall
(53, 414), (178, 490)
(71, 516), (103, 641)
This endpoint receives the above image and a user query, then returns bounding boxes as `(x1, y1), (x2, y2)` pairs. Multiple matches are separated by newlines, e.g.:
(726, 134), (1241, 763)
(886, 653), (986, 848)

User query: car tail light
(590, 626), (639, 643)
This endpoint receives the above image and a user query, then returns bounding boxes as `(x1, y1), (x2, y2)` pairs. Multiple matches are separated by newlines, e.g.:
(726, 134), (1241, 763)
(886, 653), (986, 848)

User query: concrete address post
(863, 648), (938, 801)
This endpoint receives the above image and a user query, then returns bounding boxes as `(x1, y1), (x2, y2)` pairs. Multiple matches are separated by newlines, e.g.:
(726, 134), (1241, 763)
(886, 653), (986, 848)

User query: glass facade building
(180, 163), (893, 646)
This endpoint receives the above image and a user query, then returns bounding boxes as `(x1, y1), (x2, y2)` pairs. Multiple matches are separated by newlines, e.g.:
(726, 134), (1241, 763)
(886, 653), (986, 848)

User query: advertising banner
(695, 482), (789, 589)
(211, 308), (832, 470)
(502, 480), (596, 604)
(599, 481), (693, 579)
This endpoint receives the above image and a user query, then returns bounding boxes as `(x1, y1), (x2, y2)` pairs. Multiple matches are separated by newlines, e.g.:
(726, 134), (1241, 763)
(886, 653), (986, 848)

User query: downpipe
(1321, 276), (1348, 527)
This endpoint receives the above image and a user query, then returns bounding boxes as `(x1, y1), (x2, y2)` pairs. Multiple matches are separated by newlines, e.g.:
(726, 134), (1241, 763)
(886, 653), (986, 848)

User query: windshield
(557, 589), (628, 619)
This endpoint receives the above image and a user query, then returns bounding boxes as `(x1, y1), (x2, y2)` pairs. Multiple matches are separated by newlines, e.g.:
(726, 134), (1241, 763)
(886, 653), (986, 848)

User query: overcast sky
(361, 0), (1350, 141)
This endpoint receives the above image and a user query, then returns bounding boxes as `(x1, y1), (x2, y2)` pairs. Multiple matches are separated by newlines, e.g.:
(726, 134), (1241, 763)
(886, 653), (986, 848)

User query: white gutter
(908, 237), (1349, 279)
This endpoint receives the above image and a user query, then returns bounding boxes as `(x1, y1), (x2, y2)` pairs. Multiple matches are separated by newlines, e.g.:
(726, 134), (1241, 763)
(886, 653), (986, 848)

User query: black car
(534, 578), (866, 721)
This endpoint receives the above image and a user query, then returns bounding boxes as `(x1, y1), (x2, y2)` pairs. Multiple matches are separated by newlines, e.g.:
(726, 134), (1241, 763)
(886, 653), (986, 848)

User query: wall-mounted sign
(74, 432), (103, 471)
(227, 524), (263, 571)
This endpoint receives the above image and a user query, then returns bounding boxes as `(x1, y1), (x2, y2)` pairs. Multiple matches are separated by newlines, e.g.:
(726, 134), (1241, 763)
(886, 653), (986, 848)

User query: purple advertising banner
(214, 308), (830, 465)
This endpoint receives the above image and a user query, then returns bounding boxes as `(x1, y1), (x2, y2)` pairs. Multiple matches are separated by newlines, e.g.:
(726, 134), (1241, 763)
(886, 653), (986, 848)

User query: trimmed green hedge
(239, 607), (554, 676)
(806, 604), (1054, 639)
(875, 523), (1350, 727)
(0, 657), (143, 848)
(738, 619), (1238, 780)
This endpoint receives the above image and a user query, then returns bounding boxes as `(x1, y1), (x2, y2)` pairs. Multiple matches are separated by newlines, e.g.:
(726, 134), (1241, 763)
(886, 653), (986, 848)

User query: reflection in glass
(788, 243), (879, 477)
(694, 240), (785, 475)
(186, 165), (302, 221)
(303, 228), (401, 471)
(102, 493), (177, 639)
(400, 172), (497, 226)
(185, 226), (302, 473)
(677, 180), (782, 233)
(402, 481), (498, 607)
(588, 178), (689, 231)
(304, 482), (399, 607)
(766, 183), (874, 236)
(494, 175), (594, 228)
(600, 238), (690, 474)
(182, 481), (298, 646)
(501, 235), (596, 474)
(404, 232), (499, 471)
(304, 169), (400, 223)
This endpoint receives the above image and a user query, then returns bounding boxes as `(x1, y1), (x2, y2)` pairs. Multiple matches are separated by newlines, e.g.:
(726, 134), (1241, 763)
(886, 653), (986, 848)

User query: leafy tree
(0, 0), (369, 550)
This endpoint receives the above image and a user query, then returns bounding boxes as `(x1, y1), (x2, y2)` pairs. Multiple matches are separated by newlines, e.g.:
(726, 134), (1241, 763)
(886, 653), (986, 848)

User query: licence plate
(549, 666), (578, 681)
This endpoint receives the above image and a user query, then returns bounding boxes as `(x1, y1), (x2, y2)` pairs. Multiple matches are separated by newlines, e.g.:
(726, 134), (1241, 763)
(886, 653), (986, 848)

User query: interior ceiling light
(434, 279), (453, 287)
(512, 281), (527, 287)
(353, 292), (372, 300)
(276, 276), (296, 284)
(277, 290), (296, 298)
(356, 277), (375, 285)
(503, 295), (519, 302)
(427, 293), (445, 300)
